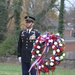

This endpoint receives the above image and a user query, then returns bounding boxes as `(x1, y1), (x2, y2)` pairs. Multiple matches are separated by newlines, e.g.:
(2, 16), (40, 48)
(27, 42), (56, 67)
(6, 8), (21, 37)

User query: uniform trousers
(21, 61), (36, 75)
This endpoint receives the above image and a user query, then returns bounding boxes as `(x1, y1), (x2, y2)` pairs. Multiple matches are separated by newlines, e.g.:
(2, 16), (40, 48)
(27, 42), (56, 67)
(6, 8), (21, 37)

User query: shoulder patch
(22, 30), (24, 34)
(22, 30), (25, 35)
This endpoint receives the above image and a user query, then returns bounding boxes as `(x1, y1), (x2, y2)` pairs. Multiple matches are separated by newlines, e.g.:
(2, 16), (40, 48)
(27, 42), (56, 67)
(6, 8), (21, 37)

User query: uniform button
(22, 40), (23, 42)
(26, 41), (28, 43)
(26, 38), (28, 40)
(26, 44), (28, 46)
(26, 47), (28, 49)
(30, 40), (32, 42)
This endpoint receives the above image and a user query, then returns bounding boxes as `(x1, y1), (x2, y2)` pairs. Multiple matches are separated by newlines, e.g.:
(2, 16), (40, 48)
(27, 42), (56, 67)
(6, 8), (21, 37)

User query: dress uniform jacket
(17, 28), (40, 63)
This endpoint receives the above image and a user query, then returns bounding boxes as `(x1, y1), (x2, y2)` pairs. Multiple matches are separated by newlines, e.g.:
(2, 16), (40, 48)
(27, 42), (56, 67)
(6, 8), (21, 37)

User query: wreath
(29, 32), (65, 74)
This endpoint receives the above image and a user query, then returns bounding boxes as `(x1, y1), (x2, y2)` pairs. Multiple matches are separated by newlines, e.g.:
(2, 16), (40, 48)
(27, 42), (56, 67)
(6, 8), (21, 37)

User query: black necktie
(28, 30), (29, 33)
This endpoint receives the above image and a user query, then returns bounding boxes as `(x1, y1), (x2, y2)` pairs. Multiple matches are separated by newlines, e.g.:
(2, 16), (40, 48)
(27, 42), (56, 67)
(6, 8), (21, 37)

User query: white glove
(18, 57), (21, 62)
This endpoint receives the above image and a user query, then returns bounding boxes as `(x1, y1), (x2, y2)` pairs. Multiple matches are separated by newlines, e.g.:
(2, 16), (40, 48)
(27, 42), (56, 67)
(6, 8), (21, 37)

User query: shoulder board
(34, 29), (40, 34)
(34, 29), (38, 31)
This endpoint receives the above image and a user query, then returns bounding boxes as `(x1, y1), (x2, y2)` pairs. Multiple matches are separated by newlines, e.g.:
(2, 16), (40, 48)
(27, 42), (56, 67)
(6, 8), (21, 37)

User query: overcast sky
(65, 0), (75, 7)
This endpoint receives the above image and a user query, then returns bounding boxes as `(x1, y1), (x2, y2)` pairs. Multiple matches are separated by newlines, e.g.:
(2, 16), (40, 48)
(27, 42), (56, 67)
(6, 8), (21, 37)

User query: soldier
(17, 16), (40, 75)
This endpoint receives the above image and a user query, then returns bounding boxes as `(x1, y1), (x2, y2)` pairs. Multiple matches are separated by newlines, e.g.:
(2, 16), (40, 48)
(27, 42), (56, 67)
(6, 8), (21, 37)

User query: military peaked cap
(25, 16), (35, 23)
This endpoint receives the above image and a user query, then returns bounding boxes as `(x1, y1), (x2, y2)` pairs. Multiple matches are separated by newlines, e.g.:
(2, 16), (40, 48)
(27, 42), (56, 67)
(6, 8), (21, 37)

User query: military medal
(29, 34), (36, 40)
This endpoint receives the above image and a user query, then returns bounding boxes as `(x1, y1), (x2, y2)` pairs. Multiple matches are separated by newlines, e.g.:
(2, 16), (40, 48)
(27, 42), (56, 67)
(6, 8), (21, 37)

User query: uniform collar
(27, 28), (33, 33)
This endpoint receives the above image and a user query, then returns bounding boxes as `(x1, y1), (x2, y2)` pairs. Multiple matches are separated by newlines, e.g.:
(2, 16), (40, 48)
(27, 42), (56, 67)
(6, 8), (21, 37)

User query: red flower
(32, 51), (35, 54)
(51, 66), (55, 70)
(56, 52), (60, 55)
(52, 56), (55, 60)
(54, 46), (57, 50)
(34, 45), (37, 48)
(36, 43), (39, 46)
(46, 39), (48, 43)
(44, 67), (49, 72)
(38, 36), (42, 40)
(54, 61), (56, 65)
(36, 56), (39, 58)
(63, 44), (65, 47)
(60, 48), (64, 51)
(46, 68), (49, 72)
(50, 35), (53, 39)
(52, 35), (56, 40)
(40, 48), (43, 52)
(42, 62), (45, 65)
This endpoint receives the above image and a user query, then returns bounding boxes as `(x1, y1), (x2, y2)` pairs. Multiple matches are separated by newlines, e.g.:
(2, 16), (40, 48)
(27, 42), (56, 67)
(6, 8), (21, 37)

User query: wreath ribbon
(29, 46), (47, 72)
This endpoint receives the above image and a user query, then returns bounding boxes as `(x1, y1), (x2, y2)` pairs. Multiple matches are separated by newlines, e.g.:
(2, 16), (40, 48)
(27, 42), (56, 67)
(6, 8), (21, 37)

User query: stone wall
(0, 55), (19, 64)
(0, 52), (75, 68)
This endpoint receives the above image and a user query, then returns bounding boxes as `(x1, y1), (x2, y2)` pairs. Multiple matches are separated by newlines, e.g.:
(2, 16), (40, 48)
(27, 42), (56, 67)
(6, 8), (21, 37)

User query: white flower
(32, 55), (35, 58)
(31, 59), (32, 61)
(59, 43), (63, 46)
(61, 38), (64, 42)
(50, 57), (52, 60)
(60, 56), (63, 60)
(48, 39), (53, 43)
(39, 41), (42, 44)
(56, 49), (60, 52)
(54, 42), (58, 45)
(55, 57), (59, 60)
(31, 49), (33, 52)
(35, 40), (38, 43)
(45, 62), (48, 65)
(53, 50), (56, 55)
(33, 43), (35, 45)
(51, 59), (54, 62)
(56, 33), (60, 36)
(37, 46), (41, 49)
(38, 54), (41, 56)
(50, 62), (54, 66)
(41, 65), (44, 68)
(36, 50), (40, 54)
(39, 66), (41, 69)
(63, 53), (65, 57)
(50, 57), (54, 62)
(52, 45), (55, 49)
(43, 35), (46, 38)
(57, 39), (61, 43)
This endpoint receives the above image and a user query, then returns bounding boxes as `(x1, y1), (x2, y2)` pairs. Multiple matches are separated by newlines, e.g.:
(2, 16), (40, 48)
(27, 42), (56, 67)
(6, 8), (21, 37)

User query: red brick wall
(65, 42), (75, 52)
(64, 30), (71, 36)
(64, 30), (75, 37)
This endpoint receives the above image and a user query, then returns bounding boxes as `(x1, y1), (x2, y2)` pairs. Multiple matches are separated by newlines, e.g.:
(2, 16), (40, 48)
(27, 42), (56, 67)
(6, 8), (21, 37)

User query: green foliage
(14, 0), (22, 36)
(0, 35), (17, 56)
(0, 0), (8, 42)
(0, 0), (22, 56)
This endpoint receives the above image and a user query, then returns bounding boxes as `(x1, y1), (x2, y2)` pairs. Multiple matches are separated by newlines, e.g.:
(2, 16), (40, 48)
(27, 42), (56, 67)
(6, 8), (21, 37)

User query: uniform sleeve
(17, 31), (22, 57)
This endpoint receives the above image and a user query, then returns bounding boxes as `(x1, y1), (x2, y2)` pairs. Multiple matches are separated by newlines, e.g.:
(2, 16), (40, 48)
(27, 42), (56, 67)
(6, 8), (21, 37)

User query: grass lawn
(0, 63), (21, 75)
(0, 63), (75, 75)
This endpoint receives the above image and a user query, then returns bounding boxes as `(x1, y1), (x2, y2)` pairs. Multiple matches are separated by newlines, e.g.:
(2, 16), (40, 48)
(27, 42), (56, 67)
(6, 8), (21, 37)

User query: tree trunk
(58, 0), (65, 37)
